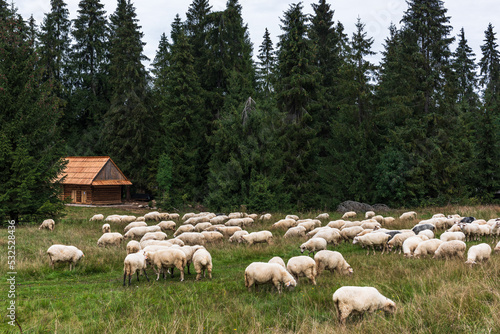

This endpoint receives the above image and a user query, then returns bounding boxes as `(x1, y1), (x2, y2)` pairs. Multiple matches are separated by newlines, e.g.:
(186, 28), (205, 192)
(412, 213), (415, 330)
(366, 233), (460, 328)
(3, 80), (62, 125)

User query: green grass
(1, 205), (500, 333)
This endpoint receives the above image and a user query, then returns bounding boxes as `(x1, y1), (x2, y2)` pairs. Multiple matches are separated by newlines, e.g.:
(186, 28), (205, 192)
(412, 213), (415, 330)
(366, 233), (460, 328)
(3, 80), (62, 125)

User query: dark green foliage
(256, 28), (276, 98)
(0, 11), (66, 221)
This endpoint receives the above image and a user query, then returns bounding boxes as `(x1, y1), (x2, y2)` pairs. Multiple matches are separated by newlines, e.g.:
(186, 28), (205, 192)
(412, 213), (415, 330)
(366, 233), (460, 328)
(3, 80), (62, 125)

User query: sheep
(432, 213), (445, 218)
(178, 245), (206, 275)
(105, 215), (122, 224)
(460, 216), (476, 224)
(144, 211), (161, 222)
(89, 214), (104, 221)
(224, 218), (245, 227)
(440, 231), (466, 242)
(360, 221), (381, 230)
(229, 230), (249, 243)
(140, 239), (176, 249)
(340, 226), (364, 243)
(327, 220), (346, 229)
(47, 245), (84, 270)
(332, 286), (396, 325)
(168, 213), (180, 221)
(157, 220), (176, 232)
(39, 219), (55, 231)
(272, 219), (297, 230)
(286, 256), (317, 285)
(342, 211), (356, 219)
(300, 237), (327, 256)
(240, 231), (273, 245)
(228, 212), (244, 219)
(145, 248), (187, 281)
(373, 215), (384, 223)
(387, 231), (416, 254)
(201, 231), (224, 243)
(245, 213), (259, 220)
(316, 213), (330, 220)
(433, 240), (467, 260)
(268, 256), (286, 268)
(192, 248), (212, 280)
(136, 216), (146, 222)
(400, 211), (417, 220)
(123, 251), (149, 286)
(383, 217), (396, 224)
(244, 262), (296, 293)
(97, 232), (123, 247)
(124, 221), (148, 233)
(307, 226), (337, 238)
(297, 220), (321, 232)
(210, 215), (228, 225)
(411, 223), (435, 235)
(447, 224), (462, 232)
(182, 213), (195, 221)
(283, 226), (307, 238)
(124, 226), (161, 240)
(126, 240), (141, 254)
(353, 233), (390, 255)
(121, 216), (137, 224)
(140, 232), (168, 243)
(413, 239), (444, 258)
(492, 221), (500, 240)
(343, 221), (362, 228)
(101, 223), (111, 234)
(214, 226), (242, 238)
(465, 243), (492, 266)
(173, 224), (195, 237)
(365, 211), (375, 219)
(417, 229), (435, 240)
(158, 213), (170, 221)
(402, 235), (429, 257)
(495, 241), (500, 253)
(194, 222), (213, 232)
(175, 232), (206, 246)
(184, 216), (210, 225)
(312, 229), (342, 245)
(314, 250), (353, 276)
(459, 223), (481, 241)
(259, 213), (272, 222)
(286, 214), (300, 221)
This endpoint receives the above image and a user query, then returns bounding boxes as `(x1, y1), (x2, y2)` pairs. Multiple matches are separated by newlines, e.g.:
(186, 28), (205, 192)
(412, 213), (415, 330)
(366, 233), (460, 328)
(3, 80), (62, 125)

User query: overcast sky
(16, 0), (500, 70)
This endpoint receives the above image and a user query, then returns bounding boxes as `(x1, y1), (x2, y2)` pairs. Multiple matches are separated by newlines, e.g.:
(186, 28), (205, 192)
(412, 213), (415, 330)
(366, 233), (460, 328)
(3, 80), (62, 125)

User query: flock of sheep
(39, 208), (500, 325)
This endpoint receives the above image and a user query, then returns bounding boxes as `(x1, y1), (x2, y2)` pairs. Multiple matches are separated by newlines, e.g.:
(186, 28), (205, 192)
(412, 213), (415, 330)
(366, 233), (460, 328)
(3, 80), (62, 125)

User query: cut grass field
(1, 205), (500, 333)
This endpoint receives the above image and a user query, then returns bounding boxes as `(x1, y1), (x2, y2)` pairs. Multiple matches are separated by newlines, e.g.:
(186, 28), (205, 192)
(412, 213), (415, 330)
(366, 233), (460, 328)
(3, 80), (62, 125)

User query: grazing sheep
(286, 214), (300, 221)
(373, 215), (385, 223)
(272, 219), (297, 230)
(413, 239), (444, 258)
(402, 235), (429, 257)
(175, 232), (206, 246)
(124, 221), (148, 233)
(284, 226), (307, 238)
(121, 216), (137, 224)
(173, 224), (196, 237)
(387, 231), (416, 254)
(144, 211), (161, 222)
(465, 243), (492, 266)
(494, 241), (500, 253)
(312, 229), (342, 245)
(102, 223), (111, 234)
(192, 248), (213, 280)
(340, 226), (364, 243)
(459, 223), (481, 241)
(365, 211), (375, 219)
(286, 256), (317, 285)
(411, 223), (435, 235)
(47, 245), (84, 270)
(140, 239), (176, 249)
(136, 216), (146, 222)
(39, 219), (55, 231)
(184, 216), (211, 226)
(201, 231), (224, 243)
(440, 231), (466, 242)
(210, 215), (228, 225)
(89, 214), (104, 221)
(460, 216), (476, 224)
(215, 226), (243, 238)
(417, 229), (435, 240)
(447, 224), (462, 232)
(300, 237), (327, 255)
(316, 213), (330, 220)
(400, 211), (417, 220)
(229, 212), (244, 219)
(297, 220), (322, 232)
(268, 256), (286, 268)
(126, 240), (141, 254)
(124, 226), (162, 240)
(168, 213), (180, 221)
(140, 232), (168, 243)
(244, 262), (296, 293)
(194, 222), (213, 232)
(360, 221), (381, 230)
(433, 240), (467, 260)
(327, 220), (346, 229)
(97, 232), (123, 247)
(179, 245), (205, 275)
(224, 218), (245, 227)
(353, 233), (390, 255)
(314, 250), (353, 276)
(105, 215), (122, 224)
(123, 251), (149, 286)
(241, 231), (273, 245)
(157, 221), (176, 233)
(343, 221), (362, 228)
(307, 226), (337, 238)
(229, 230), (249, 243)
(145, 249), (187, 281)
(342, 211), (357, 219)
(332, 286), (396, 325)
(259, 213), (272, 222)
(383, 217), (396, 224)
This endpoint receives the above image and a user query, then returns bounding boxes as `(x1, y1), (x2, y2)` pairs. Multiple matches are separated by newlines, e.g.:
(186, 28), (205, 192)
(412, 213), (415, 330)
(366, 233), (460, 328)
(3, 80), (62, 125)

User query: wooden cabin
(58, 156), (132, 205)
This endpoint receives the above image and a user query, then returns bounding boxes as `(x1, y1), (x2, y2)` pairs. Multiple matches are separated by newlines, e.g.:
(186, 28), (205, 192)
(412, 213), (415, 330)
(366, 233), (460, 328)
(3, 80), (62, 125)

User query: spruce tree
(452, 28), (479, 110)
(256, 28), (276, 98)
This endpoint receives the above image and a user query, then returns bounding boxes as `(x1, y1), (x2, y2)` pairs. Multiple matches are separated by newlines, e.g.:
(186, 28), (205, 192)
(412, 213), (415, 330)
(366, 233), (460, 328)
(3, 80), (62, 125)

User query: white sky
(16, 0), (500, 70)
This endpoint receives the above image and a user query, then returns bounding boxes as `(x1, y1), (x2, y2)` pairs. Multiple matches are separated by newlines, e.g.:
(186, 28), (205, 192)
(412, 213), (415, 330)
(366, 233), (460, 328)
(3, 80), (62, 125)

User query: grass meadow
(1, 205), (500, 333)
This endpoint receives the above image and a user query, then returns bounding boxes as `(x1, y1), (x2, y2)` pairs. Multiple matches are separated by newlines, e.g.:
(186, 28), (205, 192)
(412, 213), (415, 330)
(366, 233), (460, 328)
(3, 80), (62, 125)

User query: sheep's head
(383, 299), (397, 314)
(352, 237), (359, 245)
(344, 266), (354, 276)
(299, 245), (306, 253)
(285, 277), (297, 291)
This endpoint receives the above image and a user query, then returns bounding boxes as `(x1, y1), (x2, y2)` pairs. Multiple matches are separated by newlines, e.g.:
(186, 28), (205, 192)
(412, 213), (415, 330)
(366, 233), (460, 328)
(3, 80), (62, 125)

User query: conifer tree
(256, 28), (276, 98)
(452, 28), (479, 110)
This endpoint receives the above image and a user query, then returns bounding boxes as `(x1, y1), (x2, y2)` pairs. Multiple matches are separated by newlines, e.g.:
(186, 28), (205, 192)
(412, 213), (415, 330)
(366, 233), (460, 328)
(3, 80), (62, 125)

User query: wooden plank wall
(62, 185), (92, 204)
(94, 161), (126, 181)
(91, 186), (122, 204)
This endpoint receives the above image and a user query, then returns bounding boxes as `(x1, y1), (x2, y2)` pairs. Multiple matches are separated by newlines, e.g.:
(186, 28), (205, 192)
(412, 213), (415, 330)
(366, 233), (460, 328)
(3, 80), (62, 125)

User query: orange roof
(58, 156), (132, 186)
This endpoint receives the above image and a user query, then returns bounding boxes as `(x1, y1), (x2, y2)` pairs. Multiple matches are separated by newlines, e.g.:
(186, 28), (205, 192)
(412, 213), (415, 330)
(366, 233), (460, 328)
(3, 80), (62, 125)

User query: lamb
(173, 224), (195, 237)
(268, 256), (286, 268)
(201, 231), (224, 243)
(123, 250), (149, 286)
(440, 231), (466, 242)
(300, 237), (327, 256)
(387, 231), (416, 254)
(342, 211), (356, 219)
(286, 256), (318, 285)
(89, 214), (104, 221)
(340, 226), (364, 242)
(240, 231), (273, 245)
(314, 250), (353, 276)
(124, 226), (161, 240)
(175, 232), (206, 246)
(465, 243), (492, 266)
(332, 286), (396, 325)
(47, 245), (84, 270)
(124, 221), (148, 233)
(413, 239), (444, 258)
(145, 248), (187, 281)
(272, 219), (297, 230)
(400, 211), (417, 220)
(192, 248), (213, 280)
(283, 226), (307, 238)
(140, 232), (168, 243)
(229, 230), (249, 243)
(316, 213), (330, 220)
(97, 232), (123, 247)
(39, 219), (55, 231)
(244, 262), (296, 293)
(102, 223), (111, 234)
(402, 235), (429, 257)
(353, 233), (390, 255)
(312, 229), (342, 245)
(126, 240), (141, 254)
(365, 211), (375, 219)
(157, 220), (176, 232)
(433, 240), (467, 260)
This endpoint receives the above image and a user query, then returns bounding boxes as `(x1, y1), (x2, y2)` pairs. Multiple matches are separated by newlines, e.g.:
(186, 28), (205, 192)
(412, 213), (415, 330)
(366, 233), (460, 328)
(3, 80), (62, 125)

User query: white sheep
(178, 245), (205, 275)
(124, 226), (161, 240)
(173, 224), (195, 237)
(399, 211), (417, 220)
(229, 230), (249, 243)
(312, 229), (342, 245)
(465, 243), (492, 266)
(144, 211), (161, 222)
(272, 219), (297, 230)
(352, 233), (390, 255)
(124, 221), (148, 233)
(286, 214), (299, 221)
(102, 223), (111, 234)
(340, 226), (364, 243)
(194, 222), (213, 232)
(259, 213), (272, 222)
(433, 240), (467, 260)
(297, 220), (321, 232)
(495, 241), (500, 253)
(157, 220), (176, 232)
(327, 220), (346, 229)
(192, 248), (213, 280)
(39, 219), (55, 231)
(224, 218), (245, 227)
(210, 215), (228, 225)
(342, 211), (356, 219)
(316, 213), (330, 220)
(244, 262), (296, 293)
(387, 231), (416, 254)
(343, 221), (362, 228)
(286, 256), (318, 285)
(241, 231), (273, 245)
(97, 232), (123, 247)
(126, 240), (141, 254)
(229, 212), (244, 219)
(175, 232), (206, 246)
(300, 237), (327, 255)
(89, 214), (104, 221)
(105, 215), (122, 224)
(447, 224), (463, 232)
(123, 250), (150, 286)
(332, 286), (396, 325)
(47, 245), (84, 270)
(214, 226), (242, 238)
(140, 232), (168, 243)
(145, 248), (187, 281)
(440, 231), (466, 242)
(365, 211), (375, 219)
(413, 239), (444, 258)
(402, 235), (429, 257)
(201, 231), (224, 243)
(140, 239), (176, 249)
(284, 226), (307, 238)
(168, 213), (180, 221)
(383, 217), (396, 224)
(268, 256), (286, 268)
(418, 229), (435, 239)
(314, 250), (353, 276)
(120, 216), (137, 224)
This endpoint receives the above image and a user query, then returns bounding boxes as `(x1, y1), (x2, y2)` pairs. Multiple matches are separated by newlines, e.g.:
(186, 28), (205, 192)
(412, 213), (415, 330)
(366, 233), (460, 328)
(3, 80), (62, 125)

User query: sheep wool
(89, 214), (104, 221)
(465, 243), (492, 266)
(102, 223), (111, 234)
(244, 262), (296, 294)
(433, 240), (467, 260)
(314, 250), (353, 276)
(300, 237), (327, 255)
(97, 232), (123, 247)
(268, 256), (286, 268)
(192, 248), (213, 280)
(47, 245), (84, 271)
(145, 249), (187, 281)
(241, 231), (273, 245)
(126, 240), (141, 254)
(39, 219), (55, 231)
(287, 256), (318, 285)
(123, 251), (149, 286)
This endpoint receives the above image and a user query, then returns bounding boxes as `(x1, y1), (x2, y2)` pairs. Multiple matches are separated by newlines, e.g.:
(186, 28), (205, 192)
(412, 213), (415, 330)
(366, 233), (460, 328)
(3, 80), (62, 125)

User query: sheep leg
(187, 263), (191, 275)
(136, 270), (140, 282)
(143, 269), (150, 282)
(179, 266), (185, 281)
(123, 273), (127, 287)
